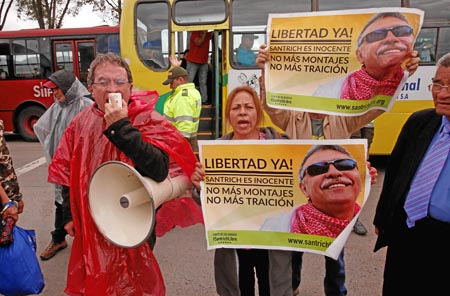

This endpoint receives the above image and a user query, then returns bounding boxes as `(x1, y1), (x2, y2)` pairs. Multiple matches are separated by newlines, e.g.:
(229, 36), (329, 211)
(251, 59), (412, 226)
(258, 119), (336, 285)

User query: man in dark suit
(374, 52), (450, 296)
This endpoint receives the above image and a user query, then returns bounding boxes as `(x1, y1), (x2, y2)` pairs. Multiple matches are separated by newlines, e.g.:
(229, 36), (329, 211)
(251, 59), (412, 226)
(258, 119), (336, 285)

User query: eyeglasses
(91, 79), (130, 88)
(428, 82), (450, 92)
(358, 25), (413, 47)
(300, 158), (357, 180)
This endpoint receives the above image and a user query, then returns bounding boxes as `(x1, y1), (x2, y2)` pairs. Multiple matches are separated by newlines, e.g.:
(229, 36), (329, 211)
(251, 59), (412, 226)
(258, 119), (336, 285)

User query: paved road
(7, 136), (388, 296)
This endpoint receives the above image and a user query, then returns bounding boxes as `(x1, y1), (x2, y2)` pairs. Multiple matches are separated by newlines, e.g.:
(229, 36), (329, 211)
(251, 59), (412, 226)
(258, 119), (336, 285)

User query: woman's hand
(256, 44), (268, 70)
(191, 162), (205, 191)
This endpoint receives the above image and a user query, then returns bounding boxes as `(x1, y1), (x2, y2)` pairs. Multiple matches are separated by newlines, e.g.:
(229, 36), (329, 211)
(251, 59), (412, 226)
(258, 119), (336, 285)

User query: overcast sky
(3, 5), (109, 31)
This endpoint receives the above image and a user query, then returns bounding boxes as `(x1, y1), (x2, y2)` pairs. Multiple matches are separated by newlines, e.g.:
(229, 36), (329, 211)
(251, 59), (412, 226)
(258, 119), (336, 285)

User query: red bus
(0, 25), (120, 141)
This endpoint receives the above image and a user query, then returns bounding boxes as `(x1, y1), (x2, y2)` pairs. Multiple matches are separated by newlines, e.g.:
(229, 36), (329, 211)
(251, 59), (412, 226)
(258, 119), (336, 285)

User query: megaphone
(88, 161), (190, 248)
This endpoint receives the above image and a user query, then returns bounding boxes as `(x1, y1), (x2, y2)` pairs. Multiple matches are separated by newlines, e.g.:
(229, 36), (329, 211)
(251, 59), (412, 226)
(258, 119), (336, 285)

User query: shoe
(353, 220), (367, 235)
(40, 240), (68, 260)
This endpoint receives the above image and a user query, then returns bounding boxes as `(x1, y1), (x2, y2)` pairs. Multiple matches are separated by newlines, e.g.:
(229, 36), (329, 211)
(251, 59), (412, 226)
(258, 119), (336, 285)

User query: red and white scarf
(290, 201), (361, 238)
(341, 67), (404, 101)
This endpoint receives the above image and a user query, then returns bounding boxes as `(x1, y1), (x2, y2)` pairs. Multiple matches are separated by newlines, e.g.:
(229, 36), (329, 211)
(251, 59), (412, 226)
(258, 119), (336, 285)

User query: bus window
(136, 2), (170, 71)
(54, 42), (74, 72)
(38, 38), (52, 78)
(12, 39), (40, 78)
(173, 0), (226, 25)
(108, 34), (120, 54)
(0, 39), (10, 79)
(436, 27), (450, 61)
(414, 28), (437, 63)
(320, 0), (399, 10)
(77, 41), (95, 84)
(97, 34), (120, 54)
(232, 32), (265, 68)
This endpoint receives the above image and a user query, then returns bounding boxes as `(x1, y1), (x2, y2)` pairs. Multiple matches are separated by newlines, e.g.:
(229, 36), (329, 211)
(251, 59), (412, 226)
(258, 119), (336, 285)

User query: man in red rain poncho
(48, 52), (202, 296)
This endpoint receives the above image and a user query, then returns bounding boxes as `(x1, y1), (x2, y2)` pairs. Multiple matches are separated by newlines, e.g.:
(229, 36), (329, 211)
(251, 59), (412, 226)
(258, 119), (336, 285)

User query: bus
(125, 0), (447, 155)
(0, 26), (120, 141)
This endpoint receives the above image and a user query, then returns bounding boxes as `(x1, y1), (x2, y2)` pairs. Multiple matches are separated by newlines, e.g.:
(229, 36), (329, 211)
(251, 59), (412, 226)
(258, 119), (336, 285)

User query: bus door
(52, 39), (95, 84)
(172, 29), (224, 140)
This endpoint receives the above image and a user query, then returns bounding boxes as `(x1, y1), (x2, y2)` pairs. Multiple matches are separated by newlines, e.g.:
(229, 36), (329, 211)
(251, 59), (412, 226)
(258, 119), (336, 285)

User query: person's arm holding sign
(257, 45), (302, 132)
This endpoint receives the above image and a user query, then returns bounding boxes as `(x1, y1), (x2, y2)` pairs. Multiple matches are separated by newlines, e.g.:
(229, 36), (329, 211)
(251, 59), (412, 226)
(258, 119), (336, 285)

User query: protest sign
(265, 7), (424, 116)
(199, 139), (369, 259)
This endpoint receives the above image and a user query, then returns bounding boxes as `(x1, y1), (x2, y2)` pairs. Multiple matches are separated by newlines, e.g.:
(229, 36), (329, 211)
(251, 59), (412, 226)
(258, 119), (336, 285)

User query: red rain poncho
(48, 92), (203, 296)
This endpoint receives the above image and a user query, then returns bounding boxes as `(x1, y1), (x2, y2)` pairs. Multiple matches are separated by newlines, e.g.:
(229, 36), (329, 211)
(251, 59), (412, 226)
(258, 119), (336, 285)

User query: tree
(90, 0), (121, 24)
(0, 0), (15, 30)
(16, 0), (97, 29)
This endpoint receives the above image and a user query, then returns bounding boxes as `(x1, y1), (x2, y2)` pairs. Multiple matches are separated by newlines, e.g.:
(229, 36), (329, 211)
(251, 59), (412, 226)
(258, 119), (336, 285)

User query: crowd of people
(2, 11), (450, 295)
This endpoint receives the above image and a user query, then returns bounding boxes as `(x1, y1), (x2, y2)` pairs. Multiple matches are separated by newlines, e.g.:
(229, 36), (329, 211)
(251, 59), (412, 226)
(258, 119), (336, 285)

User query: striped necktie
(404, 123), (450, 228)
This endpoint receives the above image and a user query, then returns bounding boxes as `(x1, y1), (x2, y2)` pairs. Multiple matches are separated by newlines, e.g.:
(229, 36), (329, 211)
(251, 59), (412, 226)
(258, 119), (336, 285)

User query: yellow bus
(120, 0), (449, 155)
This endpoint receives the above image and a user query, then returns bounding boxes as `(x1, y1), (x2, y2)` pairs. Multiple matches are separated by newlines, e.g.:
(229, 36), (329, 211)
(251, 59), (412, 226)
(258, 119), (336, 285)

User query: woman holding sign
(191, 85), (288, 296)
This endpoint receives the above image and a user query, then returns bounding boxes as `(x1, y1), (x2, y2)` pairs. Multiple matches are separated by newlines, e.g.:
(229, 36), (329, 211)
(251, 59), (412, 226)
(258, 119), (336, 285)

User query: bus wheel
(17, 106), (45, 142)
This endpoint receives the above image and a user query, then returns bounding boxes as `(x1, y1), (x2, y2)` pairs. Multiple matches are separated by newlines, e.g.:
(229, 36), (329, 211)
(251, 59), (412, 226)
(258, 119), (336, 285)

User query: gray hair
(437, 52), (450, 68)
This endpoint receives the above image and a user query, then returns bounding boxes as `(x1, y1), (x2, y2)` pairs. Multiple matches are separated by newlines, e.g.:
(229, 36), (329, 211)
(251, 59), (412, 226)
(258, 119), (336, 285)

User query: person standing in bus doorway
(186, 30), (213, 104)
(162, 66), (202, 153)
(373, 52), (450, 296)
(191, 85), (288, 296)
(236, 34), (258, 66)
(256, 41), (419, 296)
(47, 52), (199, 295)
(33, 69), (92, 261)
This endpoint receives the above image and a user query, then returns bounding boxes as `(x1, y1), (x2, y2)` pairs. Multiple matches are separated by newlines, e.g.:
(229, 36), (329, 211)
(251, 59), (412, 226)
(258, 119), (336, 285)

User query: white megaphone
(88, 161), (190, 248)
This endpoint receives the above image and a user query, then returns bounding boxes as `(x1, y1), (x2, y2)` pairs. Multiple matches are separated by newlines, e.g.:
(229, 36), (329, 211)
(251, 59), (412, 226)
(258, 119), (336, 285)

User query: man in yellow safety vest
(162, 66), (202, 153)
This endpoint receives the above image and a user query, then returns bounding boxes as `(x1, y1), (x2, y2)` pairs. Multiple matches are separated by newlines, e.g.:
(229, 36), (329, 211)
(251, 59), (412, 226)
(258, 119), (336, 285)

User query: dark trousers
(51, 201), (67, 243)
(146, 228), (157, 250)
(236, 249), (270, 296)
(383, 217), (450, 296)
(292, 250), (347, 296)
(145, 207), (160, 250)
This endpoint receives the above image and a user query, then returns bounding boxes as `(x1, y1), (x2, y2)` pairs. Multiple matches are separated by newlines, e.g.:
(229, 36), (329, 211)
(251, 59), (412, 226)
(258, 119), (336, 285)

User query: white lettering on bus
(33, 82), (53, 98)
(402, 78), (421, 91)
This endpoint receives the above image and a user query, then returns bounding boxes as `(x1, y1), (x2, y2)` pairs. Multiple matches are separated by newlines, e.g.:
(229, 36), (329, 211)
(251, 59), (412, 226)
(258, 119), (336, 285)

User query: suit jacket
(373, 108), (442, 251)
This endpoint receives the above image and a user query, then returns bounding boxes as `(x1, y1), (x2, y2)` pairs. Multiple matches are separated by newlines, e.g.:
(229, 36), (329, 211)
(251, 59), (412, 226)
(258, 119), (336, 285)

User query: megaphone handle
(168, 175), (190, 198)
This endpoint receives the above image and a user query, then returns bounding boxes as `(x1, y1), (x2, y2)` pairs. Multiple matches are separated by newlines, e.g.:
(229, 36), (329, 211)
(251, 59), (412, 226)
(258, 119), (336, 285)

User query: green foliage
(90, 0), (121, 25)
(16, 0), (79, 28)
